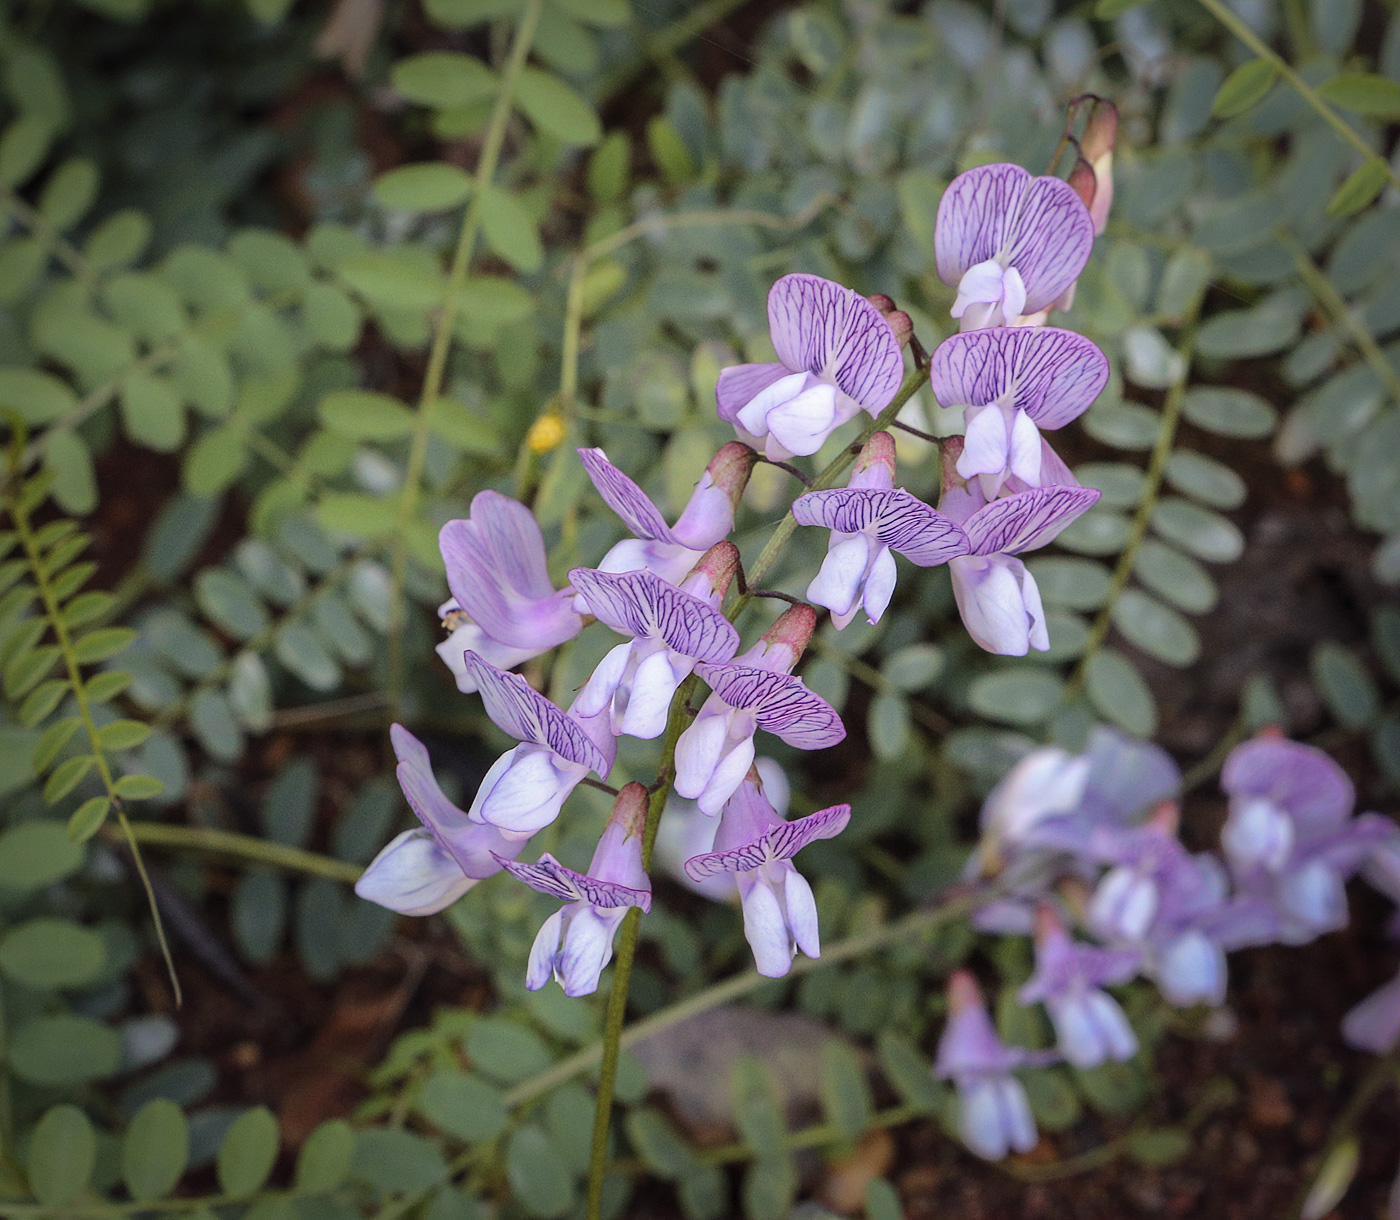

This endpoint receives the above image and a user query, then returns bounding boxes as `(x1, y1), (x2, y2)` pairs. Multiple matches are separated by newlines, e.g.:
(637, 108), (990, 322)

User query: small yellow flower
(526, 412), (567, 454)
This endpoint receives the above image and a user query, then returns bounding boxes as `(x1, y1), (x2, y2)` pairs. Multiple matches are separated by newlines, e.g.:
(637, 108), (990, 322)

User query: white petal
(807, 534), (872, 618)
(674, 708), (730, 800)
(951, 259), (1006, 320)
(862, 546), (898, 625)
(574, 641), (633, 719)
(959, 1079), (1010, 1160)
(620, 648), (685, 738)
(740, 875), (795, 978)
(526, 909), (563, 991)
(783, 867), (821, 960)
(466, 748), (522, 825)
(1008, 410), (1042, 486)
(1279, 860), (1347, 936)
(764, 383), (840, 457)
(558, 907), (621, 997)
(1222, 797), (1295, 872)
(998, 1077), (1038, 1154)
(1021, 566), (1049, 653)
(697, 730), (756, 817)
(957, 405), (1011, 479)
(354, 829), (475, 916)
(476, 747), (581, 836)
(1087, 990), (1138, 1061)
(735, 370), (810, 438)
(1156, 930), (1226, 1007)
(1051, 995), (1107, 1068)
(950, 555), (1032, 656)
(1002, 265), (1028, 324)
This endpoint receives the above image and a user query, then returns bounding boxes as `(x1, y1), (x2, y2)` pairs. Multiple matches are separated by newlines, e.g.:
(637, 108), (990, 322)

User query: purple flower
(436, 492), (583, 693)
(715, 274), (905, 460)
(571, 543), (741, 739)
(935, 163), (1095, 330)
(460, 651), (615, 839)
(1019, 909), (1140, 1068)
(676, 606), (845, 814)
(935, 971), (1050, 1161)
(1342, 967), (1400, 1054)
(577, 442), (755, 587)
(931, 327), (1108, 497)
(939, 451), (1100, 655)
(1221, 735), (1391, 944)
(354, 724), (528, 915)
(502, 782), (653, 997)
(683, 767), (849, 977)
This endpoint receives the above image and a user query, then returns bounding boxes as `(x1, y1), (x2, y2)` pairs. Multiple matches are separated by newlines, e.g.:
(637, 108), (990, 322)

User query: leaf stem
(111, 822), (363, 883)
(385, 0), (544, 720)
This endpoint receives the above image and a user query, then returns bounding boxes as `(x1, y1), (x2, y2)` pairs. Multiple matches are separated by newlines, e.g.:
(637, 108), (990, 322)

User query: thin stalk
(1066, 324), (1197, 698)
(1195, 0), (1400, 194)
(385, 0), (544, 719)
(112, 822), (363, 884)
(1, 189), (96, 289)
(9, 481), (182, 1003)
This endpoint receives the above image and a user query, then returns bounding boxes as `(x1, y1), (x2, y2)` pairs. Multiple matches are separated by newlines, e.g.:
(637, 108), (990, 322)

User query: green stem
(1195, 0), (1400, 193)
(112, 822), (363, 884)
(7, 476), (182, 1003)
(1066, 323), (1197, 698)
(385, 0), (544, 720)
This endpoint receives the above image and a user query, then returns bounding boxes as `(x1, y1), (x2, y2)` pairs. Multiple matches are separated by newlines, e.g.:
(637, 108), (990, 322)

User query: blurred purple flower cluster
(935, 728), (1398, 1161)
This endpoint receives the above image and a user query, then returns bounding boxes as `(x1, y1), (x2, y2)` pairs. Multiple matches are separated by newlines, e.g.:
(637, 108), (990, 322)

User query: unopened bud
(948, 969), (985, 1014)
(760, 604), (817, 669)
(1146, 801), (1181, 836)
(690, 541), (741, 599)
(866, 293), (898, 315)
(1067, 154), (1096, 212)
(1033, 903), (1065, 943)
(939, 434), (967, 491)
(1080, 96), (1118, 164)
(886, 310), (914, 347)
(706, 441), (758, 509)
(853, 431), (897, 488)
(609, 781), (650, 840)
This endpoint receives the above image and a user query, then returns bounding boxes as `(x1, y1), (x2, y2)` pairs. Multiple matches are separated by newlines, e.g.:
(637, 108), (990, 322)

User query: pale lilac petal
(936, 164), (1031, 285)
(739, 875), (795, 977)
(1090, 865), (1159, 941)
(595, 537), (699, 587)
(578, 448), (680, 544)
(963, 485), (1100, 555)
(784, 867), (820, 958)
(763, 382), (842, 456)
(735, 370), (811, 438)
(473, 746), (583, 837)
(558, 907), (625, 996)
(1008, 411), (1042, 486)
(1022, 565), (1049, 652)
(574, 641), (632, 719)
(1004, 176), (1095, 314)
(960, 1079), (1012, 1160)
(697, 733), (756, 816)
(497, 852), (651, 912)
(526, 910), (563, 990)
(807, 534), (872, 618)
(684, 804), (850, 878)
(951, 259), (1009, 322)
(957, 406), (1011, 480)
(1001, 267), (1027, 325)
(1278, 860), (1348, 936)
(1222, 738), (1356, 833)
(716, 362), (790, 424)
(436, 622), (540, 693)
(1154, 930), (1226, 1007)
(619, 648), (690, 739)
(792, 487), (968, 566)
(696, 662), (846, 750)
(862, 546), (898, 624)
(674, 710), (730, 801)
(354, 829), (476, 916)
(463, 490), (554, 599)
(1342, 970), (1400, 1054)
(931, 328), (1109, 430)
(1222, 798), (1296, 871)
(671, 479), (736, 552)
(567, 568), (740, 662)
(462, 651), (609, 773)
(950, 554), (1037, 656)
(767, 273), (904, 409)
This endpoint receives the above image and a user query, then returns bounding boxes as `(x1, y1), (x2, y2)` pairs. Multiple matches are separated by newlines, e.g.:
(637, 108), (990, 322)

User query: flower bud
(706, 441), (758, 510)
(886, 310), (914, 347)
(1067, 154), (1096, 212)
(853, 430), (897, 488)
(687, 540), (741, 600)
(759, 603), (817, 668)
(607, 781), (650, 846)
(865, 292), (898, 314)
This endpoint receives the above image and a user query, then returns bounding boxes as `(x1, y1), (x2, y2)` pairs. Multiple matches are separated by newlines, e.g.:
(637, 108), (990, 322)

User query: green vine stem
(114, 822), (363, 884)
(1194, 0), (1400, 195)
(385, 0), (544, 720)
(5, 462), (183, 1003)
(1065, 320), (1199, 699)
(582, 356), (933, 1217)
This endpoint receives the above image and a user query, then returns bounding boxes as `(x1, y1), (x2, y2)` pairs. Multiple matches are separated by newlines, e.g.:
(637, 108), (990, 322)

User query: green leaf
(98, 718), (152, 751)
(505, 1126), (575, 1218)
(625, 1108), (698, 1179)
(1133, 541), (1217, 614)
(1094, 0), (1146, 17)
(515, 68), (602, 145)
(32, 717), (79, 772)
(1029, 557), (1112, 611)
(352, 1128), (450, 1194)
(216, 1107), (280, 1196)
(18, 678), (68, 728)
(123, 1099), (190, 1200)
(866, 1180), (902, 1220)
(465, 1017), (552, 1083)
(1311, 642), (1379, 728)
(741, 1156), (796, 1220)
(0, 916), (105, 988)
(1166, 450), (1246, 510)
(730, 1057), (786, 1159)
(340, 253), (445, 311)
(1318, 71), (1400, 116)
(183, 426), (247, 497)
(867, 692), (911, 758)
(318, 389), (416, 439)
(1127, 1127), (1191, 1166)
(1022, 1067), (1082, 1131)
(195, 569), (269, 640)
(5, 644), (60, 699)
(302, 282), (362, 351)
(10, 1014), (121, 1085)
(274, 621), (341, 690)
(38, 158), (100, 229)
(315, 492), (396, 539)
(28, 1105), (96, 1207)
(114, 773), (165, 801)
(967, 668), (1064, 727)
(42, 428), (96, 514)
(1328, 157), (1389, 218)
(1151, 498), (1244, 563)
(876, 1033), (946, 1114)
(190, 688), (244, 762)
(0, 113), (54, 189)
(229, 650), (274, 731)
(646, 116), (696, 184)
(819, 1041), (873, 1142)
(1085, 648), (1156, 737)
(1112, 589), (1201, 666)
(587, 131), (630, 202)
(66, 591), (114, 630)
(419, 1070), (508, 1143)
(294, 1119), (355, 1192)
(1181, 387), (1276, 438)
(427, 397), (500, 454)
(120, 373), (186, 452)
(881, 643), (943, 690)
(374, 163), (474, 212)
(391, 52), (497, 109)
(70, 626), (137, 664)
(479, 186), (543, 272)
(67, 795), (111, 841)
(0, 367), (78, 425)
(43, 753), (95, 803)
(1211, 59), (1278, 118)
(85, 209), (151, 270)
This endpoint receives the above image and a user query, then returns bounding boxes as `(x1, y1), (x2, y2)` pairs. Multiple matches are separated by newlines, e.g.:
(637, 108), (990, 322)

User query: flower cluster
(935, 727), (1397, 1161)
(354, 146), (1119, 996)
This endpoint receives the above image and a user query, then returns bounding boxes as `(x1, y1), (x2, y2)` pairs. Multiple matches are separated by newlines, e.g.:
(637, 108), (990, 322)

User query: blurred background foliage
(0, 0), (1398, 1215)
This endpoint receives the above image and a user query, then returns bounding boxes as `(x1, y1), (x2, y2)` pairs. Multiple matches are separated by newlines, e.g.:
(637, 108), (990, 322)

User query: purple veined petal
(930, 328), (1110, 430)
(963, 484), (1100, 556)
(496, 852), (652, 912)
(683, 803), (851, 879)
(577, 448), (680, 545)
(696, 662), (846, 750)
(717, 362), (791, 423)
(567, 567), (740, 662)
(935, 163), (1033, 285)
(792, 487), (969, 566)
(766, 273), (905, 409)
(1221, 737), (1355, 833)
(462, 651), (610, 774)
(465, 490), (554, 599)
(1004, 176), (1096, 315)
